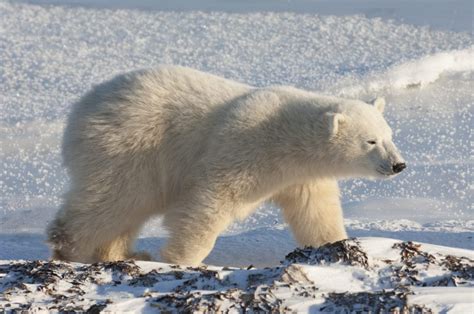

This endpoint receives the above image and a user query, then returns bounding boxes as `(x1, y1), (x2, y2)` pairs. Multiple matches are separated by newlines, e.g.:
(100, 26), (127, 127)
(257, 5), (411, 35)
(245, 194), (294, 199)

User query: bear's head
(325, 97), (406, 179)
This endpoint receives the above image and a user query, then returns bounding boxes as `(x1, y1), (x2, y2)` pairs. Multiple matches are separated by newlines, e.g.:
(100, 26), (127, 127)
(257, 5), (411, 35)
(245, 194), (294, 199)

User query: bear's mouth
(376, 168), (394, 176)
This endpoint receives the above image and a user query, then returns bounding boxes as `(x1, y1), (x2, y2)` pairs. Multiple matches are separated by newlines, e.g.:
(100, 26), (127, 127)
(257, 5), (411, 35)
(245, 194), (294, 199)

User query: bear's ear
(372, 97), (386, 113)
(326, 112), (345, 137)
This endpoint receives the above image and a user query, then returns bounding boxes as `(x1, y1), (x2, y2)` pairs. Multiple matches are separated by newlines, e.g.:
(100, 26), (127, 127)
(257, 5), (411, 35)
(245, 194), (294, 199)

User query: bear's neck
(247, 95), (343, 186)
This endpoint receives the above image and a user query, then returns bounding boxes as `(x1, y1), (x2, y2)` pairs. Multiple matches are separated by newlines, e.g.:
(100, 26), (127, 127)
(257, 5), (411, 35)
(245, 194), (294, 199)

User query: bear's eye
(367, 140), (377, 145)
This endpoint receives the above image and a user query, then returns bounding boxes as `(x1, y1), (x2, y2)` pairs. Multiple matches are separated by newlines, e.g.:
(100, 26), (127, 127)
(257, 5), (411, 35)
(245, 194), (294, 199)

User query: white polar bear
(47, 66), (406, 266)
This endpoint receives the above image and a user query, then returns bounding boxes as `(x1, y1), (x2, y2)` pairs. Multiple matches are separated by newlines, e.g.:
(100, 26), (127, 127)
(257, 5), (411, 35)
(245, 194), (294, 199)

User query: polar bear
(47, 66), (406, 266)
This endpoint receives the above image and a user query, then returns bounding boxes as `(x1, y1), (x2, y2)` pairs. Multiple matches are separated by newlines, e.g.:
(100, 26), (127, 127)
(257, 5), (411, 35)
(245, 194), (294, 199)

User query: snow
(1, 238), (472, 312)
(334, 47), (474, 95)
(408, 287), (474, 313)
(0, 0), (473, 311)
(20, 0), (474, 32)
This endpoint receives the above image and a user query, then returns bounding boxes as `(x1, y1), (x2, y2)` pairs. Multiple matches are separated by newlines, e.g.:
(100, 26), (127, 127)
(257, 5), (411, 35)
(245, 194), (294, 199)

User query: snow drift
(335, 47), (474, 97)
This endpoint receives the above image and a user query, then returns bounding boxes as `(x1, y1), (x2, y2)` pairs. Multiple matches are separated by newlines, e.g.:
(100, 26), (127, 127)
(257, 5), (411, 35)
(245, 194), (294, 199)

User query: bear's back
(62, 66), (252, 178)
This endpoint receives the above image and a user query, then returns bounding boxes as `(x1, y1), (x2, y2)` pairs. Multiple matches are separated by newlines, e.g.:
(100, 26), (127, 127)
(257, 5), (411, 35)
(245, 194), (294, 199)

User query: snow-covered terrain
(1, 238), (473, 312)
(1, 0), (473, 311)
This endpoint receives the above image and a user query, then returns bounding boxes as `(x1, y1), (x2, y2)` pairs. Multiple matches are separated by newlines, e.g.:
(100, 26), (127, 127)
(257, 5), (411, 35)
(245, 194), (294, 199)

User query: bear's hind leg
(94, 229), (152, 261)
(273, 178), (347, 247)
(48, 189), (155, 263)
(47, 207), (98, 263)
(160, 204), (232, 266)
(48, 213), (77, 261)
(49, 211), (151, 263)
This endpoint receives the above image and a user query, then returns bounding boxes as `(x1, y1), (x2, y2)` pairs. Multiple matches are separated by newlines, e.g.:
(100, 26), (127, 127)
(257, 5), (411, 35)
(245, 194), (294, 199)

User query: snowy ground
(1, 238), (473, 312)
(0, 0), (473, 311)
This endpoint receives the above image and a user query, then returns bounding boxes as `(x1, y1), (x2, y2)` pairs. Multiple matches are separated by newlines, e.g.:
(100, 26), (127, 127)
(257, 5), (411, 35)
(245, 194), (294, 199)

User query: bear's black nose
(392, 162), (406, 173)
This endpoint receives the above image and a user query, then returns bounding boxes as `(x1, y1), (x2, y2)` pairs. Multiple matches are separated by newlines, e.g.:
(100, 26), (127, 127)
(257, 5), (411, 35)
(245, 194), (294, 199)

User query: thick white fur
(47, 66), (404, 266)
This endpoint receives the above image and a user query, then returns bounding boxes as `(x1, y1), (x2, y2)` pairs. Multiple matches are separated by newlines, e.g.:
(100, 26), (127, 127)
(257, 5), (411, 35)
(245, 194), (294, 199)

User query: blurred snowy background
(1, 0), (472, 266)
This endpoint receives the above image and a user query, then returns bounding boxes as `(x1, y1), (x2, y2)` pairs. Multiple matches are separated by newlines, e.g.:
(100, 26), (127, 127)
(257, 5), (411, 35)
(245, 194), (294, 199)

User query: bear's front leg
(160, 202), (232, 266)
(273, 178), (347, 247)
